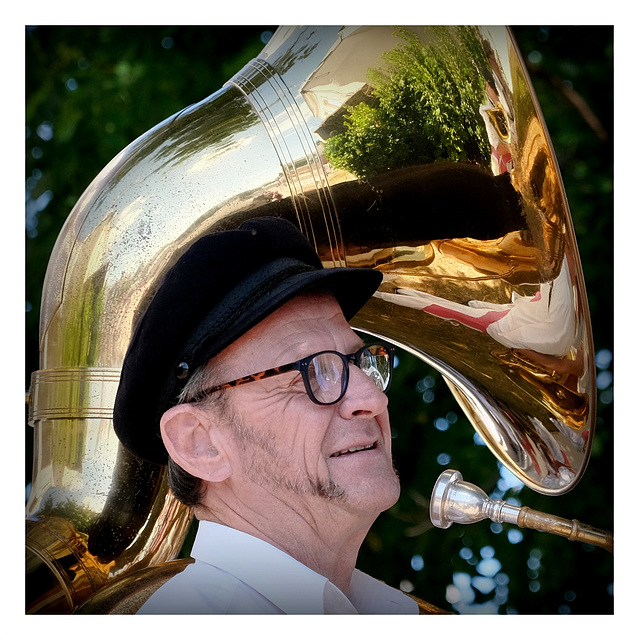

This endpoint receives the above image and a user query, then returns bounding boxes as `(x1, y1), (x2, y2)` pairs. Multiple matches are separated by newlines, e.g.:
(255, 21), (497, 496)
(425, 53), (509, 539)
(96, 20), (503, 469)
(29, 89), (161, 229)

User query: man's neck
(195, 488), (376, 594)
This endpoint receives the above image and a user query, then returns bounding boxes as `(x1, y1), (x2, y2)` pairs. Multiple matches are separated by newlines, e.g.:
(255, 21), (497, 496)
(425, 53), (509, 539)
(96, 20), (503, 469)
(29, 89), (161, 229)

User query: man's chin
(337, 472), (401, 516)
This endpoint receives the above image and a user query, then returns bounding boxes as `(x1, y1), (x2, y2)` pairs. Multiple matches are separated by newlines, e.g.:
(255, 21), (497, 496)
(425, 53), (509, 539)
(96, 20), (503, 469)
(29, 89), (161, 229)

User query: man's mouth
(330, 442), (377, 458)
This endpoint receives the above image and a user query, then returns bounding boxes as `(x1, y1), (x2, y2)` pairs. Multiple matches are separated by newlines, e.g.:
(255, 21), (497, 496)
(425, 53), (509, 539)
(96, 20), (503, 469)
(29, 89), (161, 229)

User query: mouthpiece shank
(515, 506), (614, 553)
(430, 470), (613, 553)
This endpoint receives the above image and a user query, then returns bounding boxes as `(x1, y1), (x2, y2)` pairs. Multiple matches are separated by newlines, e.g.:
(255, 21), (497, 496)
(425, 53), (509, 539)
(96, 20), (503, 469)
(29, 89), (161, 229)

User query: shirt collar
(192, 521), (332, 614)
(191, 521), (417, 614)
(349, 569), (418, 614)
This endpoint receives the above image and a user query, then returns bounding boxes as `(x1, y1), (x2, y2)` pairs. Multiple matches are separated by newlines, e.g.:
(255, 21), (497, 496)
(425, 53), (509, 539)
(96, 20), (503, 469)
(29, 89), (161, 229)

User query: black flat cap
(113, 217), (383, 464)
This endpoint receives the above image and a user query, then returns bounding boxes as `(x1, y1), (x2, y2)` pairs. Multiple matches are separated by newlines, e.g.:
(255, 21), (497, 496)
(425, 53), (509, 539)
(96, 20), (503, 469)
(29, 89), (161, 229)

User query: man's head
(113, 217), (399, 518)
(160, 291), (401, 519)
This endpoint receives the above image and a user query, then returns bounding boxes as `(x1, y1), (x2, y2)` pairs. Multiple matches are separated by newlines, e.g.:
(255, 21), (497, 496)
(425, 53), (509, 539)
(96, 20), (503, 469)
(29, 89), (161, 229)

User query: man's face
(209, 292), (400, 520)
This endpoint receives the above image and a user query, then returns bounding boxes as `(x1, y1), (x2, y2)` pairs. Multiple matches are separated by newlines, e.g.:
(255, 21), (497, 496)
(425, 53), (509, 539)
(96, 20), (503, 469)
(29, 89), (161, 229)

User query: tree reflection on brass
(324, 27), (491, 178)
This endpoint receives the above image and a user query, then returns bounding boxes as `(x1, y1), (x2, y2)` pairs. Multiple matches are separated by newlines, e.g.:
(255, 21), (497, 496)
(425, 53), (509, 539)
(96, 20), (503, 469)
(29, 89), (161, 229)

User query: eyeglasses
(188, 343), (395, 406)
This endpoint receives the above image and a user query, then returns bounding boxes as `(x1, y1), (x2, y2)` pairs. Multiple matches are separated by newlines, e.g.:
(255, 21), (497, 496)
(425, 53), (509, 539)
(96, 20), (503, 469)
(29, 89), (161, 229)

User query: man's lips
(330, 442), (377, 458)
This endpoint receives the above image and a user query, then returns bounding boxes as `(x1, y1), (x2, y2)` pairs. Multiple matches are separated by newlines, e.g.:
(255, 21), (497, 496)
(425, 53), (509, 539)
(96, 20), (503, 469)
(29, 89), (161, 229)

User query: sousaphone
(26, 26), (601, 613)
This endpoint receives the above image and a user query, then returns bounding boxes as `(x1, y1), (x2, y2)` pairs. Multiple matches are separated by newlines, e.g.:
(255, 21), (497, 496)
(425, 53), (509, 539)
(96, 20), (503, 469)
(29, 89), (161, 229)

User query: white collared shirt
(137, 521), (418, 614)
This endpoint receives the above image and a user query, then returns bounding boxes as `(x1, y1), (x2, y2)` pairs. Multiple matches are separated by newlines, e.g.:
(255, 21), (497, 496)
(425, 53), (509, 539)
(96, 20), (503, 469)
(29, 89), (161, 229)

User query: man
(113, 217), (419, 614)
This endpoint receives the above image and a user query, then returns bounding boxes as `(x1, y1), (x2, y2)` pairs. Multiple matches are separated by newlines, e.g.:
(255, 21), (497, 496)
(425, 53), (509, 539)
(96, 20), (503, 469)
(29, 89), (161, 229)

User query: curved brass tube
(430, 469), (613, 553)
(27, 26), (597, 612)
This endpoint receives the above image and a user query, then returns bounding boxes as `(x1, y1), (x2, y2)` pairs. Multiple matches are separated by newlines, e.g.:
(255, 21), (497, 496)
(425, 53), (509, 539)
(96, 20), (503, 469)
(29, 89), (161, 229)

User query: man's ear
(160, 404), (232, 483)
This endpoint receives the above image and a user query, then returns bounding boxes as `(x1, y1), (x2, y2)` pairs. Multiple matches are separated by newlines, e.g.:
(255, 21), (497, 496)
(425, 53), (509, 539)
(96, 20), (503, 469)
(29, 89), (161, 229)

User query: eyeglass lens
(359, 345), (392, 390)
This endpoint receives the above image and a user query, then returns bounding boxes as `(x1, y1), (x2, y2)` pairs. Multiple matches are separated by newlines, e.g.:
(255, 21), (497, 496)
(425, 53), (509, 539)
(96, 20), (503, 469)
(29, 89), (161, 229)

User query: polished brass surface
(430, 470), (613, 553)
(27, 26), (596, 612)
(73, 558), (194, 614)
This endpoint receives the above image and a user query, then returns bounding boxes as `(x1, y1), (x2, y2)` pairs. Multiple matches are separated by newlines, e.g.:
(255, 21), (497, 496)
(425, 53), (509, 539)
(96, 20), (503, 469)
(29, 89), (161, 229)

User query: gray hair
(167, 360), (225, 507)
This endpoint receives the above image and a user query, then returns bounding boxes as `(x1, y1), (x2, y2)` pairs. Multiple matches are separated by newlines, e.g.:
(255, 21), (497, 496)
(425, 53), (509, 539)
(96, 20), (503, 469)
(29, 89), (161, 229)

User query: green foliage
(324, 26), (491, 178)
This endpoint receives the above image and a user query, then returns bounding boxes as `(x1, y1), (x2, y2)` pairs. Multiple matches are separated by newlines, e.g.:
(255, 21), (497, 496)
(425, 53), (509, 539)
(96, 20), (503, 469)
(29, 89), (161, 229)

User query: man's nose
(338, 364), (389, 419)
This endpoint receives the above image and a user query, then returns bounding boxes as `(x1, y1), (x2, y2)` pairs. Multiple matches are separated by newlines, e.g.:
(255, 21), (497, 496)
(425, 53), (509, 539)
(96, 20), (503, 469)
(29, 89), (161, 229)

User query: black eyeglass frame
(187, 342), (395, 406)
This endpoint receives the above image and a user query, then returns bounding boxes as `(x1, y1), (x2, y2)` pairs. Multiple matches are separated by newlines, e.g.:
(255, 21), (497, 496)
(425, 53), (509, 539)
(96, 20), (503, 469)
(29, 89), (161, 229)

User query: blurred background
(25, 25), (613, 614)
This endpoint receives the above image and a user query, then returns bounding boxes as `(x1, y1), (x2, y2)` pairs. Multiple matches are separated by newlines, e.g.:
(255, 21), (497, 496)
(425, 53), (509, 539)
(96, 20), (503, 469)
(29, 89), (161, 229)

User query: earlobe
(160, 404), (232, 483)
